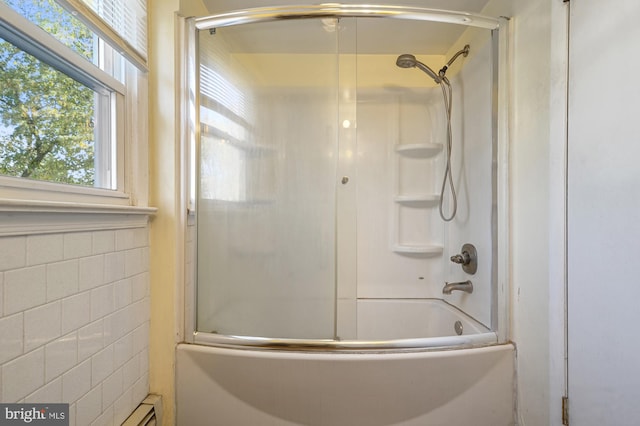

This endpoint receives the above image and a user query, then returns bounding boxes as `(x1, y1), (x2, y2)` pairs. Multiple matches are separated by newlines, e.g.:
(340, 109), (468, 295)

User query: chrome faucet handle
(450, 253), (470, 265)
(450, 243), (477, 275)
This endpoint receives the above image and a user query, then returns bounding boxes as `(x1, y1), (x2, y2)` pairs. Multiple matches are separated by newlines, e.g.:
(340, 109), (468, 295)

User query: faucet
(442, 280), (473, 295)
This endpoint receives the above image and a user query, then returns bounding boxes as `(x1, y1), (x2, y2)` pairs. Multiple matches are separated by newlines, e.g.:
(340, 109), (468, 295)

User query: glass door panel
(196, 19), (340, 339)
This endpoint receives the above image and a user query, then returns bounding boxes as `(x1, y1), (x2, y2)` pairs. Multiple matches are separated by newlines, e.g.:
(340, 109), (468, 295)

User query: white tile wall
(0, 313), (23, 364)
(4, 266), (46, 315)
(27, 235), (64, 266)
(0, 237), (26, 271)
(2, 347), (45, 402)
(0, 226), (150, 426)
(24, 301), (61, 352)
(76, 385), (102, 425)
(47, 260), (79, 302)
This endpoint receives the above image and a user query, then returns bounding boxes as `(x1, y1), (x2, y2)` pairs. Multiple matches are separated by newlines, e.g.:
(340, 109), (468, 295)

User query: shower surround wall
(0, 224), (150, 425)
(444, 33), (495, 327)
(349, 39), (495, 332)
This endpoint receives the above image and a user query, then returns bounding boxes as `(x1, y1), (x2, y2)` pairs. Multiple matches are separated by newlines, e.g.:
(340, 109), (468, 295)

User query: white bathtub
(355, 298), (490, 340)
(178, 299), (514, 425)
(176, 343), (514, 425)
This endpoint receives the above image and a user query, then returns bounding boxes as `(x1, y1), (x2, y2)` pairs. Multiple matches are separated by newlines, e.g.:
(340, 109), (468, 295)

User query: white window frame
(0, 1), (148, 209)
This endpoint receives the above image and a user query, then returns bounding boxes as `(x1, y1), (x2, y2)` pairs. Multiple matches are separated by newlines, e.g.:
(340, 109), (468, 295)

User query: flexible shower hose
(438, 79), (457, 222)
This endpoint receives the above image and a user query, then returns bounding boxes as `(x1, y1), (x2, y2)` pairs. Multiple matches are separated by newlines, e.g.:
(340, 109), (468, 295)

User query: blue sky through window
(3, 0), (94, 61)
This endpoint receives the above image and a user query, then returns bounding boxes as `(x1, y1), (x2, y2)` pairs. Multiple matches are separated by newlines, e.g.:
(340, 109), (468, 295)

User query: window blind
(56, 0), (148, 70)
(80, 0), (147, 57)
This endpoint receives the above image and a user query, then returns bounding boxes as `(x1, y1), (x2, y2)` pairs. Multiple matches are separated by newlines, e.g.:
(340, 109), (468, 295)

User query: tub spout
(442, 280), (473, 295)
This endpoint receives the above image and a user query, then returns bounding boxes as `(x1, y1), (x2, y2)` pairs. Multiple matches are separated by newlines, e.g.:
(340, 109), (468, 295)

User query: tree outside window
(0, 0), (98, 186)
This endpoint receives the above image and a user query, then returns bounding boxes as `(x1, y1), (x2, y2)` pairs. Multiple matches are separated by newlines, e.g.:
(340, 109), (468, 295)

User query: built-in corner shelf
(391, 141), (443, 257)
(392, 244), (444, 256)
(394, 194), (440, 207)
(394, 143), (443, 158)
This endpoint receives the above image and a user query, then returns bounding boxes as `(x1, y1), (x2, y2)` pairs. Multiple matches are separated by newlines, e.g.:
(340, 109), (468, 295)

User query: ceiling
(199, 1), (494, 55)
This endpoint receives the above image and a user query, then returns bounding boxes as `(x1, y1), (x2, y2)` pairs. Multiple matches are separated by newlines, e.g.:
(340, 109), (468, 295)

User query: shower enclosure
(186, 5), (509, 350)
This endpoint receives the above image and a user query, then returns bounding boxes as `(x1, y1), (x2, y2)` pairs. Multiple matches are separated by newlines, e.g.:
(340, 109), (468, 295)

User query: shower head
(395, 54), (441, 83)
(396, 54), (417, 68)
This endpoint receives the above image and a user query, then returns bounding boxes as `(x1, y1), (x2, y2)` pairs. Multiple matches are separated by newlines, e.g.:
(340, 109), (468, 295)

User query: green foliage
(0, 0), (96, 185)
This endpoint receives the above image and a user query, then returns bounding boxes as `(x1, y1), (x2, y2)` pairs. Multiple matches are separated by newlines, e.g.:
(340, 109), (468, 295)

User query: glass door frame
(182, 5), (510, 350)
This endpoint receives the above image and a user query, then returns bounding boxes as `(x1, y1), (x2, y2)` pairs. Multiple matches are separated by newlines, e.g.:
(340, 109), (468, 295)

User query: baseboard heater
(122, 395), (162, 426)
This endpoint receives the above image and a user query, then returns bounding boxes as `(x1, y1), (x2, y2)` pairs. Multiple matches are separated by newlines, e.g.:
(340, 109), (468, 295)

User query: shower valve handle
(450, 252), (470, 265)
(450, 243), (478, 275)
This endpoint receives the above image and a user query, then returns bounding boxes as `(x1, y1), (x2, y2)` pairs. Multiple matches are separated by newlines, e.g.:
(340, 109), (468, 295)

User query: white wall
(0, 224), (150, 425)
(567, 0), (640, 423)
(506, 0), (568, 424)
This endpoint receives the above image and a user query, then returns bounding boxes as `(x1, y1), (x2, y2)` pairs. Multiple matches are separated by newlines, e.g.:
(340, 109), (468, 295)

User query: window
(0, 0), (147, 204)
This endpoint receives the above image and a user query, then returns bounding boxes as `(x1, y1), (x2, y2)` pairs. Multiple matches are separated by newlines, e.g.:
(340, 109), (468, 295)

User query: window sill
(0, 198), (157, 236)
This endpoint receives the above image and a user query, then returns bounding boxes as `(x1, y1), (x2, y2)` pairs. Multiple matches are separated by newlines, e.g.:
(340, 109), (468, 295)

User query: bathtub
(177, 299), (514, 425)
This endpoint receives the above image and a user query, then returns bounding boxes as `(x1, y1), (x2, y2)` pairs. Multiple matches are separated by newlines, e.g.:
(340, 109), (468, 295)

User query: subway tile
(78, 321), (104, 362)
(131, 373), (148, 407)
(126, 297), (150, 333)
(113, 279), (132, 310)
(68, 403), (76, 426)
(113, 333), (133, 369)
(139, 348), (148, 377)
(0, 236), (26, 271)
(75, 385), (102, 426)
(126, 304), (141, 336)
(131, 322), (149, 354)
(4, 266), (46, 315)
(25, 376), (62, 403)
(122, 355), (139, 391)
(63, 232), (93, 260)
(91, 345), (114, 387)
(45, 332), (78, 382)
(2, 348), (45, 402)
(115, 229), (135, 252)
(101, 368), (123, 411)
(91, 284), (114, 322)
(102, 314), (114, 348)
(103, 310), (128, 347)
(131, 273), (148, 302)
(0, 313), (23, 364)
(139, 299), (150, 329)
(61, 292), (91, 335)
(47, 260), (79, 302)
(24, 301), (61, 352)
(62, 359), (91, 403)
(92, 231), (115, 255)
(90, 405), (113, 426)
(132, 228), (148, 249)
(104, 252), (125, 284)
(79, 255), (104, 291)
(124, 248), (145, 278)
(141, 248), (149, 272)
(113, 388), (133, 426)
(26, 234), (64, 266)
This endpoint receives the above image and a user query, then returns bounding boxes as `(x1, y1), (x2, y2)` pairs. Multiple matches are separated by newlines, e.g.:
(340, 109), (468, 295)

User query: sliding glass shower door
(196, 19), (348, 339)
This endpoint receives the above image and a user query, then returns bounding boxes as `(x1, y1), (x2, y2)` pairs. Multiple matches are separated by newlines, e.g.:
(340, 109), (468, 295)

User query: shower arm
(438, 44), (470, 79)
